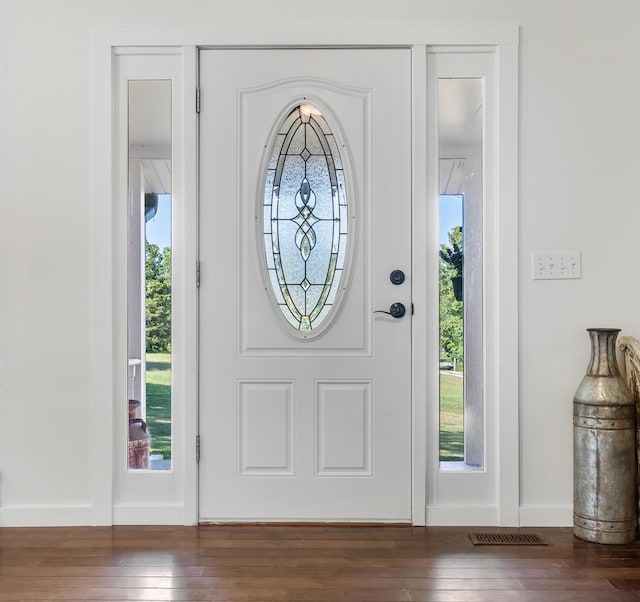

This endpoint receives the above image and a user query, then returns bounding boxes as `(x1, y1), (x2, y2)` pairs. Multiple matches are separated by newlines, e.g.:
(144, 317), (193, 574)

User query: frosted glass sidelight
(263, 104), (349, 334)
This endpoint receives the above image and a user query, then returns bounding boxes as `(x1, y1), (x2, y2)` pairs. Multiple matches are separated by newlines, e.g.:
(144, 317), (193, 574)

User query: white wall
(517, 3), (640, 524)
(1, 0), (639, 526)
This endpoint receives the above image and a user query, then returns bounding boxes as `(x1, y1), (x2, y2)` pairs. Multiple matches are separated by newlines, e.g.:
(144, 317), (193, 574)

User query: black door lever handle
(374, 302), (406, 319)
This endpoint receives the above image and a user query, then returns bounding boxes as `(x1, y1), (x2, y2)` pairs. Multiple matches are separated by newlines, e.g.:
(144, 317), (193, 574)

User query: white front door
(198, 48), (412, 521)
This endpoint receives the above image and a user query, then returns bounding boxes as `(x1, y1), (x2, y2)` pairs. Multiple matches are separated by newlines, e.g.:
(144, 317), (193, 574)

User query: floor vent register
(469, 533), (547, 545)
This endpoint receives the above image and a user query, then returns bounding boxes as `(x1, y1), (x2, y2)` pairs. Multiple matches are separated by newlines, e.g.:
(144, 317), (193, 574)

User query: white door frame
(90, 25), (519, 527)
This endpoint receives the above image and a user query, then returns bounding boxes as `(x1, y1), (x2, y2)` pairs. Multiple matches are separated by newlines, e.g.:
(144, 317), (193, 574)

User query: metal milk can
(573, 328), (637, 544)
(128, 418), (150, 470)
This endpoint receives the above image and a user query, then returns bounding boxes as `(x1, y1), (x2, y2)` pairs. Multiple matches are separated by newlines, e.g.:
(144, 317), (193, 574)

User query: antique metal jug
(573, 328), (637, 544)
(128, 418), (150, 470)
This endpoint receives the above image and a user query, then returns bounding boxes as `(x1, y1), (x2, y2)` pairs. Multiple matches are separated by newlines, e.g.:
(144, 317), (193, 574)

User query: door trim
(91, 25), (519, 527)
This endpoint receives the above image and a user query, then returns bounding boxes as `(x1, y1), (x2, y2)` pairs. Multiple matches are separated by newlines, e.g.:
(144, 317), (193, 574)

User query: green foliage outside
(439, 226), (464, 367)
(440, 226), (464, 461)
(439, 372), (464, 461)
(145, 242), (172, 460)
(146, 242), (172, 353)
(146, 352), (172, 460)
(439, 226), (463, 277)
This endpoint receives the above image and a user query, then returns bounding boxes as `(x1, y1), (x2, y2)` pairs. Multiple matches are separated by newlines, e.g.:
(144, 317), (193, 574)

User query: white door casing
(198, 48), (412, 521)
(90, 28), (517, 528)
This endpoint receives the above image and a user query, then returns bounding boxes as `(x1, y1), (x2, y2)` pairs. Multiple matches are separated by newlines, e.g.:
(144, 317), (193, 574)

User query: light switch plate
(532, 252), (582, 280)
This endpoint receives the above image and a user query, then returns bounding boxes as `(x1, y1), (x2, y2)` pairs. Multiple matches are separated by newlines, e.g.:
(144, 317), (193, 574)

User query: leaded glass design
(263, 104), (348, 333)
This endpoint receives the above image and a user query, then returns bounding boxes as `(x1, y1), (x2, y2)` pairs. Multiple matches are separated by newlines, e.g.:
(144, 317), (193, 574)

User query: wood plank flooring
(2, 525), (640, 600)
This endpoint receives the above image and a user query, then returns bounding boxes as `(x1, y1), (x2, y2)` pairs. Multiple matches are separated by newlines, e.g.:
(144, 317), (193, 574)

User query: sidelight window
(127, 80), (173, 471)
(438, 78), (484, 469)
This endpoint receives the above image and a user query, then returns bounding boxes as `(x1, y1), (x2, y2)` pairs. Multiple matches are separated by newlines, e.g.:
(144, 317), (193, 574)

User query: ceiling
(438, 78), (483, 195)
(129, 80), (172, 195)
(128, 80), (172, 155)
(439, 78), (483, 152)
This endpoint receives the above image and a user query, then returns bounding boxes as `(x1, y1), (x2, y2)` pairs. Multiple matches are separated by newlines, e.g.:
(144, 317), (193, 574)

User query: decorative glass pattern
(263, 104), (348, 333)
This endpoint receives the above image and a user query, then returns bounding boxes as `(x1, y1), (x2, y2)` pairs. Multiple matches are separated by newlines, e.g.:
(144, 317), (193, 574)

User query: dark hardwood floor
(2, 525), (640, 600)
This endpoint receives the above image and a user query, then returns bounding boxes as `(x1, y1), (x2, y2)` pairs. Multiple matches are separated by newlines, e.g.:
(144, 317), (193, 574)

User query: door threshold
(198, 520), (413, 527)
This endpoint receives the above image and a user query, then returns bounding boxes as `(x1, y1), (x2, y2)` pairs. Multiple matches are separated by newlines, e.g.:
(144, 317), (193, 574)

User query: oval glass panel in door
(263, 104), (349, 334)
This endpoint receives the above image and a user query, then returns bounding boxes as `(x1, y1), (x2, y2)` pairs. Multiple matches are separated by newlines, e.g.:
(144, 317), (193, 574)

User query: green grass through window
(146, 352), (171, 460)
(440, 371), (463, 462)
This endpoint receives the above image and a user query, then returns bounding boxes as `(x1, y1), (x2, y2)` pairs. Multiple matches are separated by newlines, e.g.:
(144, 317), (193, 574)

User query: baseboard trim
(0, 503), (573, 528)
(112, 503), (186, 525)
(426, 505), (499, 526)
(519, 505), (573, 527)
(0, 504), (94, 527)
(426, 505), (573, 527)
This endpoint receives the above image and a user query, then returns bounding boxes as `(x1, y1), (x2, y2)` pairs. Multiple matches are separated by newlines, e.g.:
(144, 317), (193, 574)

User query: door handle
(374, 302), (406, 319)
